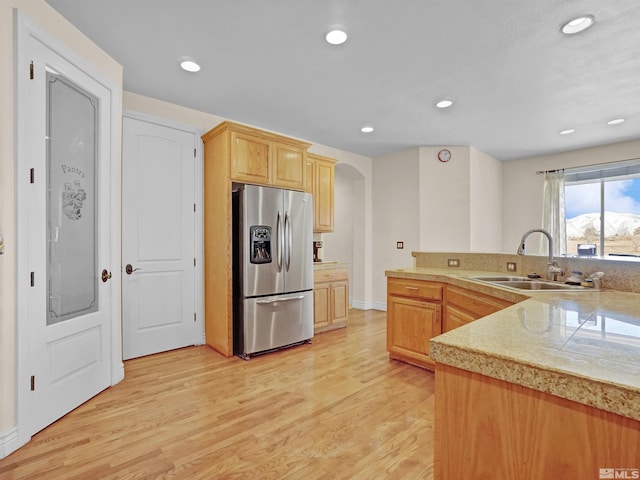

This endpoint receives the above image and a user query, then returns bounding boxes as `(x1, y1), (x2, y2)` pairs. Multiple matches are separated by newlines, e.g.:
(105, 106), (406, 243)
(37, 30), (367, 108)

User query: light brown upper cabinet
(304, 157), (315, 194)
(273, 143), (307, 190)
(229, 130), (271, 185)
(210, 121), (310, 190)
(307, 153), (336, 232)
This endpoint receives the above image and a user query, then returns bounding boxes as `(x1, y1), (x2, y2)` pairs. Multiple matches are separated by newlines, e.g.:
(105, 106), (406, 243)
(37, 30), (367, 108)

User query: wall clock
(437, 149), (451, 162)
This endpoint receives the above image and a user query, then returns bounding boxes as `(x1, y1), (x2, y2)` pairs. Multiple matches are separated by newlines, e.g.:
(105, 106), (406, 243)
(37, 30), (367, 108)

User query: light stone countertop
(386, 267), (640, 421)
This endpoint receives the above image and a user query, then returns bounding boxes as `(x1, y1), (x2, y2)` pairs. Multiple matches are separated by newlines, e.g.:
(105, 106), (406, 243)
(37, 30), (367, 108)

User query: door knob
(125, 264), (142, 275)
(101, 269), (112, 283)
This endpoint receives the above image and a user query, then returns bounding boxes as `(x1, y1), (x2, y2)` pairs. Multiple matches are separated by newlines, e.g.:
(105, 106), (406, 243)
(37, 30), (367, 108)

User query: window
(564, 160), (640, 257)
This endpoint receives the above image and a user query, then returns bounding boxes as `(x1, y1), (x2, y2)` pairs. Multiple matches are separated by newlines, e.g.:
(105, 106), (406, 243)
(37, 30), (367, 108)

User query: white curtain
(542, 171), (566, 256)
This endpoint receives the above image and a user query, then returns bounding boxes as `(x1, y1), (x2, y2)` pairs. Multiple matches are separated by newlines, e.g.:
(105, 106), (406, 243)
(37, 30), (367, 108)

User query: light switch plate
(448, 259), (460, 267)
(507, 262), (517, 272)
(396, 241), (404, 249)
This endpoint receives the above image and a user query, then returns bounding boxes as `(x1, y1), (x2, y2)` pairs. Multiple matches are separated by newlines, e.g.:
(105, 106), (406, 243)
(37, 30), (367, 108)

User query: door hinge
(194, 313), (197, 322)
(29, 61), (34, 80)
(194, 258), (196, 267)
(194, 148), (196, 158)
(30, 375), (35, 391)
(30, 272), (35, 287)
(194, 203), (196, 212)
(30, 168), (34, 184)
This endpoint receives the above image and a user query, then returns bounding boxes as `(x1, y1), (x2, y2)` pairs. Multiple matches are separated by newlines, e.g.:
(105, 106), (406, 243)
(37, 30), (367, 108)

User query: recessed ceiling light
(180, 58), (201, 72)
(361, 125), (375, 133)
(561, 15), (595, 35)
(560, 129), (576, 135)
(607, 118), (625, 125)
(325, 29), (348, 45)
(436, 100), (453, 109)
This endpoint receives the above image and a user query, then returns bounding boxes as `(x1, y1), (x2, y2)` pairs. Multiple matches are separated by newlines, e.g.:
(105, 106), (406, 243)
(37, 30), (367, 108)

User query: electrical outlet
(507, 262), (517, 272)
(396, 241), (404, 249)
(447, 258), (460, 267)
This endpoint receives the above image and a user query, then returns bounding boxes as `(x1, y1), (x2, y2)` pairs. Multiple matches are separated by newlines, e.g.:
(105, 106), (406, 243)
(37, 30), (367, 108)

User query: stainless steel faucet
(516, 228), (564, 281)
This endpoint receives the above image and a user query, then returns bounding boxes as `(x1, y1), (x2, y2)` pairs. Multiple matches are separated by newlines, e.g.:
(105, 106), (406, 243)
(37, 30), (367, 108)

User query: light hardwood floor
(1, 309), (435, 479)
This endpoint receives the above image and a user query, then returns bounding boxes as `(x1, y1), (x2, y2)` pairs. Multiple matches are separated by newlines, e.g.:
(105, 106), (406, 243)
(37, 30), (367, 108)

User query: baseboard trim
(370, 301), (387, 312)
(0, 427), (19, 459)
(112, 361), (125, 385)
(350, 300), (387, 311)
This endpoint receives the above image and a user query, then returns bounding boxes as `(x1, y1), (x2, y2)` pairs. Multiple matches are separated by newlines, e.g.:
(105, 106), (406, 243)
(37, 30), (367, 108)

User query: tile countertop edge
(429, 341), (640, 422)
(386, 266), (640, 422)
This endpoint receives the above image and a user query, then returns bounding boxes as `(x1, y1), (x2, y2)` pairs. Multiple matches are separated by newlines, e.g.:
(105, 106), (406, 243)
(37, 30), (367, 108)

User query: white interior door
(122, 117), (197, 360)
(23, 30), (114, 436)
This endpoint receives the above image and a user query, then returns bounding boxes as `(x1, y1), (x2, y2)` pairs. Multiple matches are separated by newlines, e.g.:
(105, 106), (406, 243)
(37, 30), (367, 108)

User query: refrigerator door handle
(285, 211), (292, 271)
(276, 211), (283, 271)
(256, 295), (305, 304)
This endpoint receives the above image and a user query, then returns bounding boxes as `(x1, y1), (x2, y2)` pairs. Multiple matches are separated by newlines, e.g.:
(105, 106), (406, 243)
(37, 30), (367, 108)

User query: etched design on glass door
(47, 73), (99, 325)
(62, 180), (87, 220)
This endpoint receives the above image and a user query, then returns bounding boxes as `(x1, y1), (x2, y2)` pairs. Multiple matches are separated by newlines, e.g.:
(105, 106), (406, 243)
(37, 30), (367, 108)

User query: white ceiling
(46, 0), (640, 161)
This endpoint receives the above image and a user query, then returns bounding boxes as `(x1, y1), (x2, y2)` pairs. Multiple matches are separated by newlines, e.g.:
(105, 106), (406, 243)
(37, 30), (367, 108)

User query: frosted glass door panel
(47, 73), (99, 325)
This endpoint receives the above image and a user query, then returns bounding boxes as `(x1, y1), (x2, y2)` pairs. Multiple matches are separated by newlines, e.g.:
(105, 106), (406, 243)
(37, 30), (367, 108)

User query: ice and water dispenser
(249, 225), (272, 264)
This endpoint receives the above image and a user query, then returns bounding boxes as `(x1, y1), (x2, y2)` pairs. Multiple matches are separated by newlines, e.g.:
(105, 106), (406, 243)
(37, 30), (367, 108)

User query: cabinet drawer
(446, 285), (512, 318)
(314, 268), (348, 284)
(387, 278), (443, 301)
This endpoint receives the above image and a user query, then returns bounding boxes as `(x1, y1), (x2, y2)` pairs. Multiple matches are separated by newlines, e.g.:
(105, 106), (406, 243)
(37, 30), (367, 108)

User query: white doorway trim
(123, 109), (205, 346)
(14, 10), (123, 453)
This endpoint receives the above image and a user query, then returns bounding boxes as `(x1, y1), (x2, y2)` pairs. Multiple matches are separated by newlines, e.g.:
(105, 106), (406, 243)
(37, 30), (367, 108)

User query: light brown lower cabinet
(386, 278), (443, 369)
(443, 284), (514, 333)
(386, 278), (514, 370)
(314, 268), (349, 333)
(434, 363), (640, 479)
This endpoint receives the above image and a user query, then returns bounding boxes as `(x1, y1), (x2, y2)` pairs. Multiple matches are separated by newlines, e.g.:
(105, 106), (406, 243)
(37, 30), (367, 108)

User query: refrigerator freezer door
(242, 290), (313, 355)
(243, 185), (285, 297)
(283, 190), (313, 292)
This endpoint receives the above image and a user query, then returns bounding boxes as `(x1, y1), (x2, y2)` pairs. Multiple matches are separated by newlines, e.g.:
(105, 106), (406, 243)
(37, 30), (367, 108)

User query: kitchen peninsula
(386, 252), (640, 480)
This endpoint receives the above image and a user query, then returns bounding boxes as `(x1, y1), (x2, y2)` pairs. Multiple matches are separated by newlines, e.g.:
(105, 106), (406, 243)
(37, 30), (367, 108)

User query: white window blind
(565, 158), (640, 183)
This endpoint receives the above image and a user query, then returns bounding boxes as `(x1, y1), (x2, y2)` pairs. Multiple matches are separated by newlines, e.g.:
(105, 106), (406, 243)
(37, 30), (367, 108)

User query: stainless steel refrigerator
(232, 184), (314, 359)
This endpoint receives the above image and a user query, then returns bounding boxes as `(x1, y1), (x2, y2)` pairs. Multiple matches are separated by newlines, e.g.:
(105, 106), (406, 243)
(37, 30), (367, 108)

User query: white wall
(0, 0), (122, 444)
(321, 165), (357, 301)
(419, 146), (472, 251)
(370, 145), (502, 306)
(502, 138), (640, 252)
(124, 91), (225, 134)
(372, 148), (421, 306)
(470, 146), (503, 252)
(322, 170), (355, 267)
(351, 177), (366, 304)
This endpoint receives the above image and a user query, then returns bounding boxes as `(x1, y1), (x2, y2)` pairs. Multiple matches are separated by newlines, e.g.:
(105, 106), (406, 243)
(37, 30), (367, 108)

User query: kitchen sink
(467, 275), (531, 282)
(493, 280), (587, 290)
(467, 276), (591, 291)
